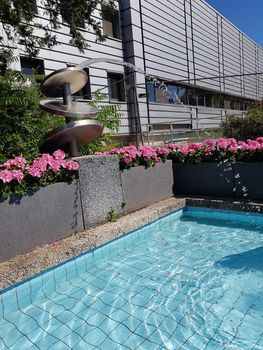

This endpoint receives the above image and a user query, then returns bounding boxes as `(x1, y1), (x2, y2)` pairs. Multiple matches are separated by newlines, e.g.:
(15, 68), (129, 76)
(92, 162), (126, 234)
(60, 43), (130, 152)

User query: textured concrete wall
(0, 180), (84, 262)
(121, 160), (174, 214)
(77, 155), (124, 228)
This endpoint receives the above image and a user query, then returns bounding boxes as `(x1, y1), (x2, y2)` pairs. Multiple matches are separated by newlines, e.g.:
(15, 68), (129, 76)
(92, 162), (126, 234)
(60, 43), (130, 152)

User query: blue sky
(205, 0), (263, 47)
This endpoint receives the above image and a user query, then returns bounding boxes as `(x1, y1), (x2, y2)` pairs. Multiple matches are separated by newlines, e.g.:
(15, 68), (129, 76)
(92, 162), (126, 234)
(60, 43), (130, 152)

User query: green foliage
(220, 101), (263, 140)
(0, 70), (64, 163)
(0, 0), (119, 58)
(106, 208), (118, 222)
(78, 92), (122, 156)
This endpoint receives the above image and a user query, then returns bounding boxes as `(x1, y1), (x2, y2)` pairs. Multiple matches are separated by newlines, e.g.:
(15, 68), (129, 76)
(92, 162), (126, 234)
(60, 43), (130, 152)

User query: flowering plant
(96, 137), (263, 169)
(0, 150), (79, 198)
(96, 145), (169, 170)
(168, 137), (263, 163)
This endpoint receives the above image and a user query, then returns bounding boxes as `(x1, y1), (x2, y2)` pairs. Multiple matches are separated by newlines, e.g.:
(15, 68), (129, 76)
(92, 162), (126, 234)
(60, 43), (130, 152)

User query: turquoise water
(1, 207), (263, 349)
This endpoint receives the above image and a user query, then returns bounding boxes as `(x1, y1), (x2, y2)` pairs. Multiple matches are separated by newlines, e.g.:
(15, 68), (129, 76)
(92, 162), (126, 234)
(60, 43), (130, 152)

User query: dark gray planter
(233, 162), (263, 200)
(173, 162), (234, 197)
(121, 160), (174, 214)
(0, 180), (84, 262)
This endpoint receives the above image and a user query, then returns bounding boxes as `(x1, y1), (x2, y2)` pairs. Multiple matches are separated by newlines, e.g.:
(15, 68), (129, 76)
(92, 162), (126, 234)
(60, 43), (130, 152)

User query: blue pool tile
(1, 289), (19, 316)
(137, 339), (160, 350)
(83, 327), (108, 347)
(100, 336), (122, 350)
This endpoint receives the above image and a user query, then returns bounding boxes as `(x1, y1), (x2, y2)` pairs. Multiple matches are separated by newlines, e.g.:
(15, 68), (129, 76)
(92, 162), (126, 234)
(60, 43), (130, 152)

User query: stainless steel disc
(40, 99), (98, 119)
(39, 119), (103, 154)
(41, 67), (88, 97)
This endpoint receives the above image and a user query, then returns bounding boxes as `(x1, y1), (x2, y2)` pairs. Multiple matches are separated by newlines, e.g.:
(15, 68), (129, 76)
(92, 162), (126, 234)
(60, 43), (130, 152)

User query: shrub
(220, 101), (263, 140)
(0, 70), (64, 163)
(0, 72), (121, 161)
(78, 92), (122, 156)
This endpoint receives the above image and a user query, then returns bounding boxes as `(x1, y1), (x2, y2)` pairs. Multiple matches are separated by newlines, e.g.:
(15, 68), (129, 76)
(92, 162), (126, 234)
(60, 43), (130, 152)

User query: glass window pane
(204, 93), (212, 107)
(198, 91), (205, 106)
(211, 95), (219, 108)
(224, 97), (231, 109)
(102, 11), (120, 39)
(103, 19), (114, 37)
(178, 86), (187, 104)
(188, 89), (197, 106)
(146, 82), (155, 102)
(108, 73), (125, 101)
(20, 57), (44, 76)
(167, 84), (179, 103)
(156, 87), (169, 104)
(218, 95), (224, 109)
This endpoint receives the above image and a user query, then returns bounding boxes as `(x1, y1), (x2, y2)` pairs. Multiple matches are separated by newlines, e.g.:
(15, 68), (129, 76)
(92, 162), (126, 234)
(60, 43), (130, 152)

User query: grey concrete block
(121, 160), (174, 214)
(234, 163), (263, 200)
(0, 180), (84, 262)
(77, 155), (124, 227)
(173, 162), (234, 197)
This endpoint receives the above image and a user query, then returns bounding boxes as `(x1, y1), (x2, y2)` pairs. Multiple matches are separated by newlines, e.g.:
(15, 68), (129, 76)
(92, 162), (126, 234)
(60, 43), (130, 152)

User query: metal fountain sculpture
(39, 58), (180, 157)
(39, 65), (102, 157)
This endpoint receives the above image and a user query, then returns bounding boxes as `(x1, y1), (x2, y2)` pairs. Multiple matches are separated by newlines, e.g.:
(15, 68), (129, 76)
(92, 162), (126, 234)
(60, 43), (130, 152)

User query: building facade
(6, 0), (263, 140)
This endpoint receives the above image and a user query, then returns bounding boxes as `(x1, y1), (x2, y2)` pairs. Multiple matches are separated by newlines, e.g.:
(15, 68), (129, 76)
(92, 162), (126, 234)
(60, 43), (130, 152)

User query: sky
(205, 0), (263, 47)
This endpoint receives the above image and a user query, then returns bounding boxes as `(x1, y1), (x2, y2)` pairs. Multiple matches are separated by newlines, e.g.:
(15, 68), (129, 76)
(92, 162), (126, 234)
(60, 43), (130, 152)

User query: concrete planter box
(121, 160), (174, 214)
(233, 162), (263, 200)
(0, 180), (84, 262)
(173, 162), (234, 197)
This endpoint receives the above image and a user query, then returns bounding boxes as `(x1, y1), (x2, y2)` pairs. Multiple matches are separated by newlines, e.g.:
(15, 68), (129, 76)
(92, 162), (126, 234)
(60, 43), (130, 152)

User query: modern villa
(7, 0), (263, 139)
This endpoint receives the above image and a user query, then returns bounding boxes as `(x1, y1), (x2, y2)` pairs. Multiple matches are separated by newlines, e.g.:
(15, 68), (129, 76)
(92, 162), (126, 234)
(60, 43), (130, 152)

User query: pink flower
(11, 170), (24, 181)
(66, 160), (79, 171)
(256, 137), (263, 144)
(155, 147), (169, 156)
(48, 159), (61, 172)
(53, 150), (65, 160)
(123, 156), (132, 164)
(28, 166), (43, 178)
(1, 156), (27, 170)
(0, 170), (13, 183)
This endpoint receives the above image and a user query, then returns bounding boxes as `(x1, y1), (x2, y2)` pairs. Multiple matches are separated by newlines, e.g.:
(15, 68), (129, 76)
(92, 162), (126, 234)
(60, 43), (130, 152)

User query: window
(67, 65), (91, 99)
(145, 79), (248, 111)
(224, 97), (231, 109)
(178, 86), (188, 104)
(188, 89), (197, 106)
(155, 85), (169, 104)
(102, 9), (120, 39)
(198, 91), (206, 106)
(108, 72), (125, 101)
(203, 93), (212, 108)
(168, 84), (179, 104)
(146, 82), (155, 102)
(20, 57), (45, 76)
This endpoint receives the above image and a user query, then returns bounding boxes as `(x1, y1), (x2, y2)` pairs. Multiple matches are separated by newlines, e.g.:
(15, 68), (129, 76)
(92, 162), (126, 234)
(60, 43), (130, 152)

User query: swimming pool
(1, 207), (263, 349)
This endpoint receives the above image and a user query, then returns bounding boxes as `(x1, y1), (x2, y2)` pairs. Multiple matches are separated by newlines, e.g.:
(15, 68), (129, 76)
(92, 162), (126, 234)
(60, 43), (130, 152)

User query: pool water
(1, 207), (263, 349)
